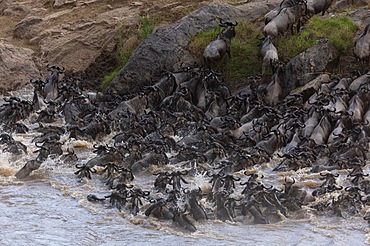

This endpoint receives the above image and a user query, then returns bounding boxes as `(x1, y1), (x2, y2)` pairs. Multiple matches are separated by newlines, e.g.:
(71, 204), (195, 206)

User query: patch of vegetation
(274, 29), (318, 62)
(188, 16), (358, 89)
(307, 16), (358, 53)
(189, 20), (262, 88)
(223, 21), (263, 88)
(137, 15), (157, 41)
(276, 16), (358, 60)
(100, 67), (120, 91)
(100, 15), (156, 91)
(188, 26), (223, 54)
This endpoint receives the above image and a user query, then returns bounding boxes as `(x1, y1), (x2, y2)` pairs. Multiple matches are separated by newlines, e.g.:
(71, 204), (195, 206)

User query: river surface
(0, 85), (369, 246)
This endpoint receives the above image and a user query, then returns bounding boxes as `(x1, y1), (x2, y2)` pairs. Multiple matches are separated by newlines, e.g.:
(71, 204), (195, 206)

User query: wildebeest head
(218, 19), (238, 40)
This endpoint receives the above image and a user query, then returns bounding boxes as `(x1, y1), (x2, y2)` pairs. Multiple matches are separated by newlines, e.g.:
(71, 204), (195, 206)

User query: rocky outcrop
(336, 0), (368, 9)
(1, 1), (30, 16)
(30, 5), (143, 74)
(1, 0), (232, 93)
(290, 73), (331, 95)
(35, 20), (117, 74)
(349, 6), (370, 30)
(0, 40), (41, 94)
(283, 40), (341, 97)
(13, 15), (43, 39)
(106, 1), (276, 95)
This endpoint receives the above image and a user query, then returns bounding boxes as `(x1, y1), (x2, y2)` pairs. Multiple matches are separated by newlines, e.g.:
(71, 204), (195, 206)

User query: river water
(0, 84), (369, 246)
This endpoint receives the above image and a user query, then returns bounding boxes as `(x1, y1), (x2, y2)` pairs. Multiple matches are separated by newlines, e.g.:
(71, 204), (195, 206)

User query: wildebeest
(264, 0), (308, 25)
(264, 62), (285, 106)
(353, 24), (370, 74)
(260, 35), (279, 75)
(263, 2), (306, 37)
(306, 0), (335, 16)
(42, 64), (65, 101)
(203, 19), (238, 68)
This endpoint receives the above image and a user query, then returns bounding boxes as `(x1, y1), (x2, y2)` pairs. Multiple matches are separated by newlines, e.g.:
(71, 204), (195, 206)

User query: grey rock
(349, 7), (370, 30)
(336, 0), (368, 9)
(283, 40), (341, 97)
(106, 2), (273, 95)
(290, 73), (331, 95)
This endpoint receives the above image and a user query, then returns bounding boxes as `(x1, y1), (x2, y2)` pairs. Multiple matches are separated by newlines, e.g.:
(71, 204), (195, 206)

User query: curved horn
(75, 163), (85, 169)
(335, 185), (343, 190)
(219, 18), (226, 26)
(233, 176), (241, 181)
(262, 184), (273, 190)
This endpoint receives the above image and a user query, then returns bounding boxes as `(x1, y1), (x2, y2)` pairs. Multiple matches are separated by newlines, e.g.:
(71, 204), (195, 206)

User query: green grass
(274, 29), (319, 62)
(100, 15), (156, 91)
(188, 26), (223, 57)
(189, 20), (262, 88)
(306, 16), (358, 53)
(188, 16), (358, 89)
(275, 16), (358, 61)
(137, 15), (156, 40)
(223, 21), (263, 87)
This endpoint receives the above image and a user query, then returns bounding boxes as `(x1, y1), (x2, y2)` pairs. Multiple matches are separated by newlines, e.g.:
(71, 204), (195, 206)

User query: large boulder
(0, 40), (41, 94)
(283, 40), (341, 97)
(106, 2), (276, 95)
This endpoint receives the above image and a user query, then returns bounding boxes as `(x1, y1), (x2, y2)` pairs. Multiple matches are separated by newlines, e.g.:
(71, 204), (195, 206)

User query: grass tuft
(137, 15), (156, 40)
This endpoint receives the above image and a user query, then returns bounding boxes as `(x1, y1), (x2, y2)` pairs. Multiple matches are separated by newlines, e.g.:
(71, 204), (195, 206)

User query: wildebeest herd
(0, 0), (369, 233)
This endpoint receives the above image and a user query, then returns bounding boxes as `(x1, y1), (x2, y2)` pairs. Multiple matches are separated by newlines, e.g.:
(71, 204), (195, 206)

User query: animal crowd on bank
(0, 0), (369, 232)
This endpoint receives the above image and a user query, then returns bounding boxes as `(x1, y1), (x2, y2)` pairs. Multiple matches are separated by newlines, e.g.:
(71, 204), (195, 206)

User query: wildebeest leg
(249, 205), (268, 224)
(131, 160), (147, 174)
(15, 159), (42, 179)
(297, 19), (302, 33)
(173, 212), (197, 232)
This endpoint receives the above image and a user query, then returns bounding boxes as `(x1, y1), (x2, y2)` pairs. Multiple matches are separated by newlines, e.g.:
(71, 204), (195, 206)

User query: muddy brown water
(0, 85), (369, 246)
